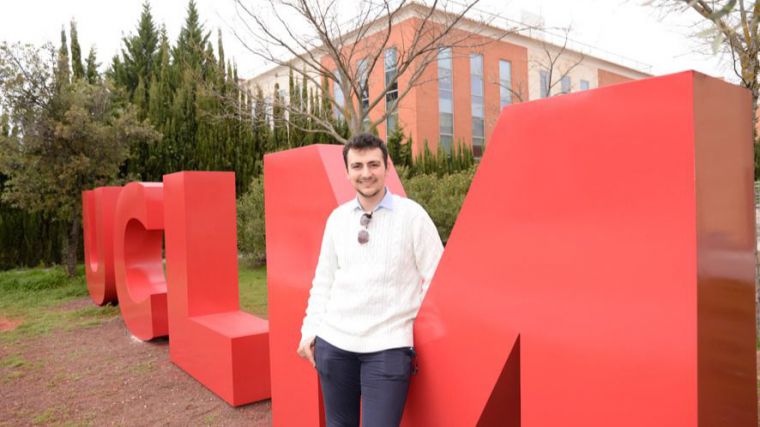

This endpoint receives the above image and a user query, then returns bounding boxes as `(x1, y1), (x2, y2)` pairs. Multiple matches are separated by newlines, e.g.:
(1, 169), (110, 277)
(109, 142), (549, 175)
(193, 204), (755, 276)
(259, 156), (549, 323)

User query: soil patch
(0, 298), (271, 426)
(54, 298), (94, 312)
(0, 317), (21, 332)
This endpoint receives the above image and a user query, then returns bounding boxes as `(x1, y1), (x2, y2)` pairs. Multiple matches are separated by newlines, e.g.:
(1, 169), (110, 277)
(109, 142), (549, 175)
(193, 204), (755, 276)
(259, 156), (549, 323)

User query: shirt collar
(352, 187), (393, 212)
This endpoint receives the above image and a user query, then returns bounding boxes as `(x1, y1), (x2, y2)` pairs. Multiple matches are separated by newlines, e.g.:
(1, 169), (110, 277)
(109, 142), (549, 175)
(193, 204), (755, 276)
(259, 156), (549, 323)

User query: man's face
(346, 147), (387, 199)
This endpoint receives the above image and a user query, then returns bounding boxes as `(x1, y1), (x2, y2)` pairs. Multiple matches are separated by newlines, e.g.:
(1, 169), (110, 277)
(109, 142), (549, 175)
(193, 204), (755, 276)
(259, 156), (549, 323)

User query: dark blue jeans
(314, 337), (414, 427)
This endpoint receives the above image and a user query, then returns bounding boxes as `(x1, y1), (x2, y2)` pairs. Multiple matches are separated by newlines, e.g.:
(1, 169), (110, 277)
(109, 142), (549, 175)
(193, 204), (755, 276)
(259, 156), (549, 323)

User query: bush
(0, 267), (72, 292)
(237, 175), (267, 267)
(402, 167), (475, 244)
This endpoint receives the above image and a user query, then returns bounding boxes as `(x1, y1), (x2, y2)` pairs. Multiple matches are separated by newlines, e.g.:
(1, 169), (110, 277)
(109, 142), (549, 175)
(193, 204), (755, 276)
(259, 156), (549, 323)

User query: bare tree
(232, 0), (519, 143)
(649, 0), (760, 132)
(488, 26), (585, 106)
(535, 27), (585, 98)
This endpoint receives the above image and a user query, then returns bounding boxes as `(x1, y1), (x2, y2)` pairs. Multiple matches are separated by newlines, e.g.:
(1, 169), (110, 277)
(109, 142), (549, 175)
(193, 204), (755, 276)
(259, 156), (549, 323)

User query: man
(296, 133), (444, 427)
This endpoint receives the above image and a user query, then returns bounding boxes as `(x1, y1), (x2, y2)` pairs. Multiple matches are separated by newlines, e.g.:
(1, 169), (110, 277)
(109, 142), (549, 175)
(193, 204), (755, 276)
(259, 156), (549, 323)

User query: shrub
(237, 175), (267, 267)
(402, 167), (475, 244)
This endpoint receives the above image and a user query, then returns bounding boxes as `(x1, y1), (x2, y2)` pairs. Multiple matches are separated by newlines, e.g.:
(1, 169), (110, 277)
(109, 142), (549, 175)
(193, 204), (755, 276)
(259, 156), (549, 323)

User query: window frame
(499, 59), (512, 109)
(470, 53), (485, 157)
(384, 47), (399, 135)
(438, 47), (454, 152)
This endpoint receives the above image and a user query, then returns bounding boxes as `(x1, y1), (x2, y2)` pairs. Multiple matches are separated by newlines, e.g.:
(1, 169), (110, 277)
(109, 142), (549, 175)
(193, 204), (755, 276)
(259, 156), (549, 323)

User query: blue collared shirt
(351, 187), (394, 213)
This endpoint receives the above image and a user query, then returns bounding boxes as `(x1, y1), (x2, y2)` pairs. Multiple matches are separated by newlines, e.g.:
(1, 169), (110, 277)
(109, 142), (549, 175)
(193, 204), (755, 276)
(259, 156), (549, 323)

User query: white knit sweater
(299, 191), (444, 353)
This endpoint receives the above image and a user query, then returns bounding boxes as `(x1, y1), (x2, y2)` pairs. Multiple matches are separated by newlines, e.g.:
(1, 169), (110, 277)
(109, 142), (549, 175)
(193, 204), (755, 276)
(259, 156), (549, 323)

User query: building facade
(243, 4), (650, 158)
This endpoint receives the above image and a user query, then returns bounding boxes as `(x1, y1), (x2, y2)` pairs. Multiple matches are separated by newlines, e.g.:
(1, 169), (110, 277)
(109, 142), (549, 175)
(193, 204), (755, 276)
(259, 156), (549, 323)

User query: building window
(540, 70), (549, 98)
(580, 79), (590, 91)
(358, 58), (370, 126)
(385, 48), (398, 135)
(438, 47), (454, 152)
(333, 70), (344, 120)
(561, 76), (571, 94)
(499, 60), (512, 109)
(470, 53), (484, 158)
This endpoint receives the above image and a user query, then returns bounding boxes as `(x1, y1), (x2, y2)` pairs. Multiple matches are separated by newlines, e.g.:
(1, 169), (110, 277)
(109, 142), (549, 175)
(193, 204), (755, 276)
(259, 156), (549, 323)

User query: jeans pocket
(314, 337), (326, 375)
(382, 349), (412, 379)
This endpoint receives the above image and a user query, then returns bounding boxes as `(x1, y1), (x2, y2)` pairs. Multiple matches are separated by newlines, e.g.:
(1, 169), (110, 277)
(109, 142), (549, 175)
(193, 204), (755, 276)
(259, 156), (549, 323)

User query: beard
(357, 187), (382, 199)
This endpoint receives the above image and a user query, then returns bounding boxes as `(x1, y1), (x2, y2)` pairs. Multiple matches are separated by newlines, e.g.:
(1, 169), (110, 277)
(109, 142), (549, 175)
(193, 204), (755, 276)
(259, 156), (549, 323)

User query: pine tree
(174, 0), (209, 72)
(119, 0), (159, 101)
(106, 1), (267, 193)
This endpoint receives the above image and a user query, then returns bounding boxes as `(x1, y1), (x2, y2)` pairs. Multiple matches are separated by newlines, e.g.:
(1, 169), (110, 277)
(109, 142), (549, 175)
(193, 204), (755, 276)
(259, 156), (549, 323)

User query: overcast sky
(0, 0), (734, 81)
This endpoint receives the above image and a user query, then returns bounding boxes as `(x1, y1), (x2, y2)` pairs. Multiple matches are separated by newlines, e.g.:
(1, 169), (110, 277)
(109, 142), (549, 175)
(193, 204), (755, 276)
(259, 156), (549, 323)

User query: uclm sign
(83, 72), (757, 426)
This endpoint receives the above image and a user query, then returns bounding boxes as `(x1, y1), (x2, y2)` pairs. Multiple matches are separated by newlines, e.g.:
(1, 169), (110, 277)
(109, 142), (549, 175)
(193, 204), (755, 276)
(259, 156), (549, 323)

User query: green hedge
(237, 175), (267, 267)
(0, 204), (67, 270)
(401, 167), (475, 244)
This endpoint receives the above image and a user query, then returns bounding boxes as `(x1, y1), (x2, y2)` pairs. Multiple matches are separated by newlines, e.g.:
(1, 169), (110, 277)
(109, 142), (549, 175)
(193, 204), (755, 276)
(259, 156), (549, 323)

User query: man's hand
(297, 338), (316, 368)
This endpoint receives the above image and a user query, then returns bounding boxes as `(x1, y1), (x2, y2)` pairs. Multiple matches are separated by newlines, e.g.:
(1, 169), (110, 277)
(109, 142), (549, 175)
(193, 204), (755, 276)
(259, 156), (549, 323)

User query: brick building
(243, 3), (650, 158)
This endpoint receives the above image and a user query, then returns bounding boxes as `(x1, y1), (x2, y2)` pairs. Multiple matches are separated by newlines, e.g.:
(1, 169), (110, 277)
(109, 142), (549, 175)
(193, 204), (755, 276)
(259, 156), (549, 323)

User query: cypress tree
(57, 27), (70, 86)
(134, 75), (147, 121)
(69, 20), (85, 80)
(307, 87), (318, 146)
(402, 134), (413, 167)
(318, 75), (332, 144)
(217, 30), (226, 91)
(1, 113), (9, 137)
(253, 85), (270, 156)
(387, 126), (403, 165)
(288, 69), (296, 147)
(85, 47), (99, 84)
(272, 82), (287, 149)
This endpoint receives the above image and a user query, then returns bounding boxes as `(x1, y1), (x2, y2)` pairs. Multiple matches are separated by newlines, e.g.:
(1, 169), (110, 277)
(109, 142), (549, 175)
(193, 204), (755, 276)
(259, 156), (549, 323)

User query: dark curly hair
(342, 133), (389, 169)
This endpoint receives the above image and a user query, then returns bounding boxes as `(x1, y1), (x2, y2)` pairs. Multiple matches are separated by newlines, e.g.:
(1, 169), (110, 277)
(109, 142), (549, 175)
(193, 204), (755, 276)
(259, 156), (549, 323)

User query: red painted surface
(112, 182), (168, 341)
(163, 172), (270, 406)
(264, 145), (404, 427)
(82, 186), (122, 306)
(404, 71), (756, 426)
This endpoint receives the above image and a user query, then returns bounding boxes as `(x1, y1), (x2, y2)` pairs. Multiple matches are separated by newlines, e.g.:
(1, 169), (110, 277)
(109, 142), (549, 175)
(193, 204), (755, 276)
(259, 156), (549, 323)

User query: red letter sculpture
(82, 186), (122, 305)
(163, 171), (270, 406)
(265, 72), (757, 426)
(264, 145), (405, 426)
(406, 71), (757, 426)
(113, 182), (169, 340)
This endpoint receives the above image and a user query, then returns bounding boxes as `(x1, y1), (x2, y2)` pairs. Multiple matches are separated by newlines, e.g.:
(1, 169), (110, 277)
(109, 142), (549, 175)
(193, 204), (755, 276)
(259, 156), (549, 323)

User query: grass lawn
(0, 263), (268, 346)
(0, 264), (271, 425)
(238, 264), (268, 317)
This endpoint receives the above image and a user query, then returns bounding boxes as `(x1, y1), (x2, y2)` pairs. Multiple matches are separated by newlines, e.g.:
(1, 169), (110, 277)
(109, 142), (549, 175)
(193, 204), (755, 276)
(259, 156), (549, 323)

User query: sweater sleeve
(299, 211), (338, 348)
(412, 207), (444, 302)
